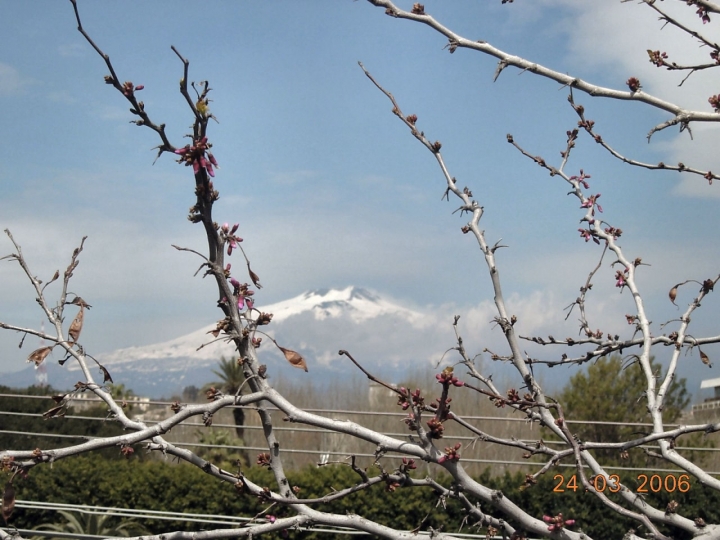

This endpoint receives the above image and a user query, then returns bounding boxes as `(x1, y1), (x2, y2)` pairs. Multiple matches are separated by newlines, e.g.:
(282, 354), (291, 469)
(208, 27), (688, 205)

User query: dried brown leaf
(99, 364), (113, 384)
(247, 263), (262, 289)
(27, 346), (52, 366)
(278, 346), (308, 372)
(70, 296), (92, 309)
(42, 404), (66, 419)
(68, 307), (84, 342)
(669, 286), (678, 306)
(700, 348), (712, 367)
(2, 483), (15, 524)
(51, 394), (67, 403)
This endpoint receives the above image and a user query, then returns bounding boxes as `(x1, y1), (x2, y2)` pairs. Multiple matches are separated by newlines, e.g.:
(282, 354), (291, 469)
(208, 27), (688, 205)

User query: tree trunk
(232, 406), (245, 440)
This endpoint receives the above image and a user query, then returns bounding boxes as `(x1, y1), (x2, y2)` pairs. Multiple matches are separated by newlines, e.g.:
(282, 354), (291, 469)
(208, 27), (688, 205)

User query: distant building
(368, 382), (397, 410)
(692, 377), (720, 422)
(69, 393), (151, 416)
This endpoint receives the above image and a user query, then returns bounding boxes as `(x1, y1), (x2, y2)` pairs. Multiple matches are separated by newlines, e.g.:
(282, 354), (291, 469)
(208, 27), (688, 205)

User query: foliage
(555, 356), (696, 468)
(210, 357), (246, 395)
(11, 456), (442, 533)
(106, 383), (135, 401)
(0, 386), (129, 460)
(7, 455), (720, 540)
(195, 428), (246, 469)
(207, 357), (246, 439)
(31, 509), (147, 540)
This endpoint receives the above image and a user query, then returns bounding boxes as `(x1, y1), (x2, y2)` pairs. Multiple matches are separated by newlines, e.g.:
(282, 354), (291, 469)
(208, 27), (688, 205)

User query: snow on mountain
(14, 286), (440, 396)
(0, 286), (592, 397)
(263, 286), (425, 324)
(90, 286), (427, 370)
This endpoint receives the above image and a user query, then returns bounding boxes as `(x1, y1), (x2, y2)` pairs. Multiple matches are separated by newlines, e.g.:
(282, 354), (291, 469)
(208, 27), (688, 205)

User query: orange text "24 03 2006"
(553, 473), (691, 494)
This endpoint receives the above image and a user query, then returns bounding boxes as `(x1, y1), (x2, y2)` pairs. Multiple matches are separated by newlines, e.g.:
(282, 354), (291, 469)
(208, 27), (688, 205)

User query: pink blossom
(580, 193), (602, 215)
(569, 169), (591, 189)
(615, 269), (628, 288)
(578, 228), (599, 244)
(174, 136), (218, 178)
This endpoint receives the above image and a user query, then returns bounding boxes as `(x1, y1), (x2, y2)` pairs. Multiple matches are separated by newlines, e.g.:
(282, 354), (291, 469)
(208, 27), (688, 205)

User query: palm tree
(196, 428), (246, 468)
(209, 357), (246, 439)
(32, 509), (147, 539)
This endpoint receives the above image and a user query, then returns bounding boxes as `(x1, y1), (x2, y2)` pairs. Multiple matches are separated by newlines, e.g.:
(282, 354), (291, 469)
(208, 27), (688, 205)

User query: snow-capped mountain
(94, 286), (427, 367)
(265, 287), (424, 323)
(2, 287), (446, 397)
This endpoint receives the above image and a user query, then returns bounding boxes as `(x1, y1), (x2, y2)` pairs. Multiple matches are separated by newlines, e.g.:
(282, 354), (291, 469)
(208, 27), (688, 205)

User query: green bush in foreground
(7, 454), (720, 538)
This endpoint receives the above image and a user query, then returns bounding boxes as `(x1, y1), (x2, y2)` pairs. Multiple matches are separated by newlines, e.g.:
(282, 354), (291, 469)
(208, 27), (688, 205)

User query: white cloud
(96, 103), (132, 122)
(538, 1), (720, 197)
(46, 91), (79, 105)
(57, 43), (85, 58)
(266, 170), (318, 186)
(658, 124), (720, 196)
(0, 62), (30, 96)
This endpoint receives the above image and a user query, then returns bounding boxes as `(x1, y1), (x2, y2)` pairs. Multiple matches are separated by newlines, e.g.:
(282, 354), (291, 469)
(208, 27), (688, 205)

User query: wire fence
(2, 500), (548, 540)
(2, 392), (720, 474)
(2, 391), (720, 538)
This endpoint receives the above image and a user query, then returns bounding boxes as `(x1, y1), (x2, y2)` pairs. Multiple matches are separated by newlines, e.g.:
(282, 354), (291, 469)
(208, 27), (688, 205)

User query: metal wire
(2, 393), (718, 473)
(0, 393), (688, 427)
(4, 500), (534, 539)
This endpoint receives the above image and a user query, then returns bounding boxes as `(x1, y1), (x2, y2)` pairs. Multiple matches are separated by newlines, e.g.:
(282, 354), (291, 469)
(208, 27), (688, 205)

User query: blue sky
(1, 1), (719, 397)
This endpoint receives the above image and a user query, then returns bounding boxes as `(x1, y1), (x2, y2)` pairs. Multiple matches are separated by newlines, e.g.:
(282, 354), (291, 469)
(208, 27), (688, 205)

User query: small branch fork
(366, 0), (720, 140)
(678, 0), (720, 15)
(70, 0), (175, 159)
(568, 92), (718, 183)
(645, 0), (720, 52)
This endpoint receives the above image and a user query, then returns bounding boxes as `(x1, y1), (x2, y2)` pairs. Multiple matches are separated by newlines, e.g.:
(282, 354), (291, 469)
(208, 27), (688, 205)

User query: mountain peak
(14, 285), (435, 396)
(94, 286), (421, 367)
(303, 286), (378, 303)
(265, 286), (412, 322)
